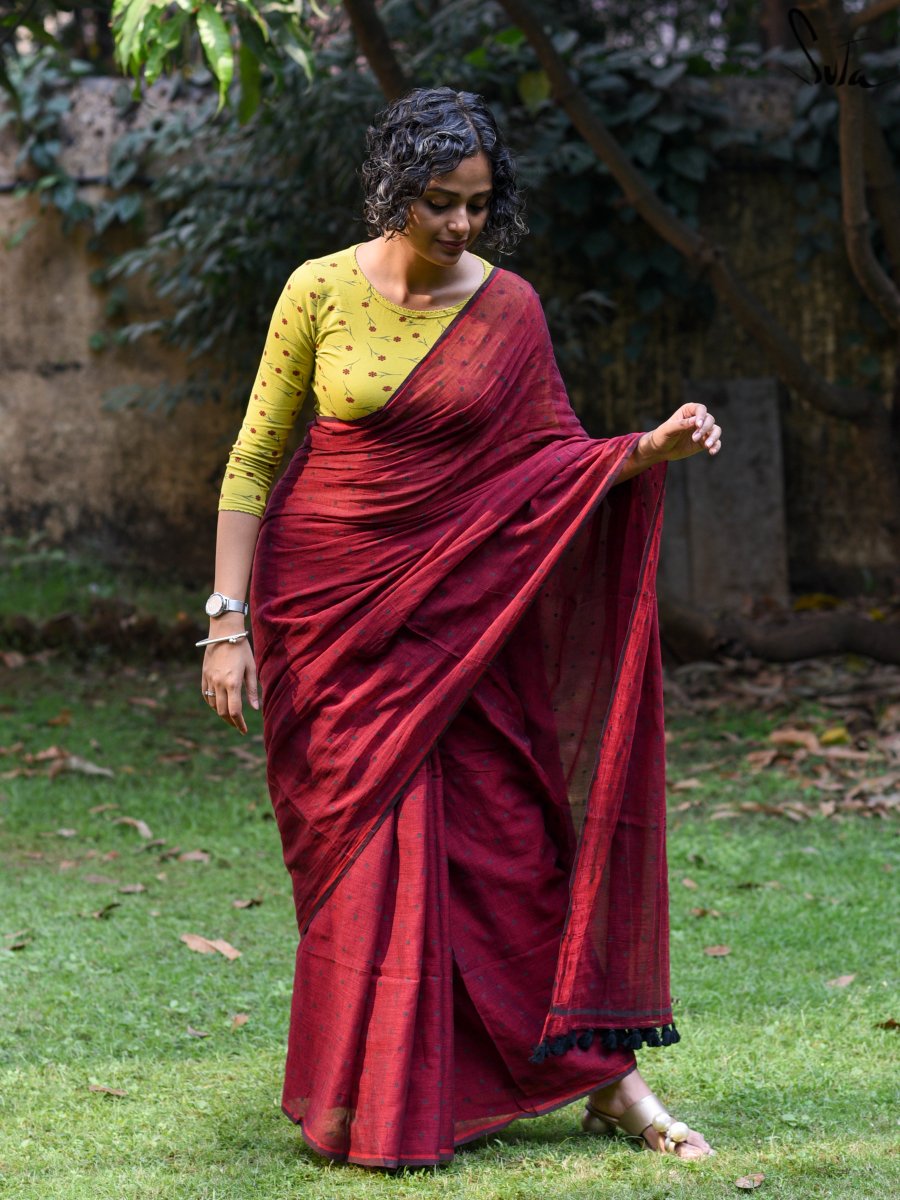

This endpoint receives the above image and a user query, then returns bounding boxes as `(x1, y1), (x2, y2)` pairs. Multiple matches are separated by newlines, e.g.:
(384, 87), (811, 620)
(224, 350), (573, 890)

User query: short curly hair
(360, 87), (527, 255)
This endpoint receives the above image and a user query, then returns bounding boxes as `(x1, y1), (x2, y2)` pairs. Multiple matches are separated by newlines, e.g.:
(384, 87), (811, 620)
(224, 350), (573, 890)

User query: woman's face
(404, 150), (493, 264)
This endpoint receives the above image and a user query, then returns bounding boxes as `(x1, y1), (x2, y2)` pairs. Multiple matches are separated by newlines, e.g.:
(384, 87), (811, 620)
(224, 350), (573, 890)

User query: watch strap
(220, 596), (249, 616)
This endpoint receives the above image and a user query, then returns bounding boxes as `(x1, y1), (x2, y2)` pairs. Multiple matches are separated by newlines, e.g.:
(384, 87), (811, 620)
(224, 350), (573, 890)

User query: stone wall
(1, 74), (896, 596)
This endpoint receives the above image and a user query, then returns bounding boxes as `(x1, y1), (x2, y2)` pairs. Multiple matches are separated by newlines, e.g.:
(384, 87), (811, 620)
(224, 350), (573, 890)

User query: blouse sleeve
(218, 264), (317, 516)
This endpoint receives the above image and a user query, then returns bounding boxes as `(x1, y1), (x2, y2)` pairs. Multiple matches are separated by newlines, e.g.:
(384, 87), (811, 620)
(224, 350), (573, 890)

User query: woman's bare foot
(588, 1068), (713, 1159)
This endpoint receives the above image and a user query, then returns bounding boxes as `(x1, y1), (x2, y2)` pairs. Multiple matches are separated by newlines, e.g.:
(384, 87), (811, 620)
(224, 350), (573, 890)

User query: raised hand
(647, 402), (722, 462)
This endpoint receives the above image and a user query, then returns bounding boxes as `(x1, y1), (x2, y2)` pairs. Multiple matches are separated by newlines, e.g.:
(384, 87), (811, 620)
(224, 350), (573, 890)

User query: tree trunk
(494, 0), (876, 421)
(660, 598), (900, 665)
(341, 0), (410, 100)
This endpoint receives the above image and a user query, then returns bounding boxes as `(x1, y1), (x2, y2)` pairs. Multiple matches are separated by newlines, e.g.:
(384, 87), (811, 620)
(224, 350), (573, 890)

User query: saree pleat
(251, 267), (673, 1167)
(281, 606), (637, 1167)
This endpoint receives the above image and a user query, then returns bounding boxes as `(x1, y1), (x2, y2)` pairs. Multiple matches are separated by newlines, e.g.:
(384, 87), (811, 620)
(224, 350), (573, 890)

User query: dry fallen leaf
(113, 816), (154, 839)
(672, 777), (703, 791)
(735, 1174), (765, 1190)
(88, 1084), (127, 1097)
(128, 697), (160, 709)
(229, 746), (266, 768)
(690, 907), (722, 918)
(770, 727), (821, 753)
(875, 1017), (899, 1030)
(1, 651), (28, 669)
(47, 708), (73, 727)
(49, 755), (115, 780)
(825, 973), (856, 988)
(118, 883), (147, 895)
(681, 877), (699, 890)
(704, 945), (732, 957)
(186, 1025), (210, 1038)
(745, 748), (779, 772)
(83, 874), (118, 885)
(177, 850), (211, 864)
(232, 897), (263, 909)
(820, 725), (850, 746)
(230, 1012), (250, 1031)
(180, 933), (241, 961)
(90, 902), (121, 920)
(55, 828), (78, 838)
(89, 803), (119, 815)
(31, 745), (67, 763)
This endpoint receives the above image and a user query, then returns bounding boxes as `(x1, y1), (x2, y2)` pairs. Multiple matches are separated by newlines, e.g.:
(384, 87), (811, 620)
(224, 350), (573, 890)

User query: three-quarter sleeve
(218, 264), (317, 516)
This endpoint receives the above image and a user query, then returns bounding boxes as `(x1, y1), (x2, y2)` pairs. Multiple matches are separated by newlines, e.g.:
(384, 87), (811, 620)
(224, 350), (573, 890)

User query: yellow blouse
(218, 243), (492, 517)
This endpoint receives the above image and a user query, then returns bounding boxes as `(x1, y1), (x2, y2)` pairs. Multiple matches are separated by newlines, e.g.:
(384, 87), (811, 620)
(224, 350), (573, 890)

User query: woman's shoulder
(484, 261), (542, 305)
(282, 245), (360, 293)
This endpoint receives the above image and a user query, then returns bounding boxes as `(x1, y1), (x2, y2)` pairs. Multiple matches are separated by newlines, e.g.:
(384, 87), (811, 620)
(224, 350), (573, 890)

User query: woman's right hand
(201, 637), (260, 735)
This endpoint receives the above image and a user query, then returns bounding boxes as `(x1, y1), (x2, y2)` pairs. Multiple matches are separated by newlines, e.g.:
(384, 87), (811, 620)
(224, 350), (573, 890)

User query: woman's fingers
(202, 644), (258, 733)
(681, 402), (707, 430)
(213, 676), (246, 734)
(692, 411), (714, 442)
(245, 663), (260, 712)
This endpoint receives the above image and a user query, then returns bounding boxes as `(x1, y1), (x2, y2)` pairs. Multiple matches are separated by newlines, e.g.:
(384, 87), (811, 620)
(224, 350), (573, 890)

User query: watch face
(205, 593), (224, 617)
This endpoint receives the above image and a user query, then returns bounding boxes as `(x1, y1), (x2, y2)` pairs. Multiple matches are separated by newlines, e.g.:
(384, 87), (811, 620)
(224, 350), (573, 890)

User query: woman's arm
(201, 510), (262, 735)
(618, 402), (722, 483)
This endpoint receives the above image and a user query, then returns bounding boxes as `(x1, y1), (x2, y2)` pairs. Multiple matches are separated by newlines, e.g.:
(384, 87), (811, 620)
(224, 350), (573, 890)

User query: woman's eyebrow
(426, 185), (493, 197)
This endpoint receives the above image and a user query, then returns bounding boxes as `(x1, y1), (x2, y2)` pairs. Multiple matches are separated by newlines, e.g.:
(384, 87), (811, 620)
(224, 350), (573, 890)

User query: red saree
(250, 267), (676, 1168)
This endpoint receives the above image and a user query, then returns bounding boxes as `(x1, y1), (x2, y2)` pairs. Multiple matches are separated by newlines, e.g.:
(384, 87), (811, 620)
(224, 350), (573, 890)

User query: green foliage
(110, 0), (319, 119)
(0, 48), (96, 234)
(3, 2), (900, 411)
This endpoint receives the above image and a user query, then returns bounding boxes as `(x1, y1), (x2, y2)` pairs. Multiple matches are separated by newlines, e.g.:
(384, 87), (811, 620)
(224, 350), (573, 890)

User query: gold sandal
(582, 1091), (715, 1156)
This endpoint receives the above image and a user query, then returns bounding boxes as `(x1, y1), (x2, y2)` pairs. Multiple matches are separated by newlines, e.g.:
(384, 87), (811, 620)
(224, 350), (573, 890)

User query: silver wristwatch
(204, 592), (249, 618)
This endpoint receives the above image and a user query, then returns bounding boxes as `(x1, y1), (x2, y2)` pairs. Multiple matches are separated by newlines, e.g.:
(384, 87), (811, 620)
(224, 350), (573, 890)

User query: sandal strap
(584, 1100), (613, 1123)
(616, 1092), (674, 1138)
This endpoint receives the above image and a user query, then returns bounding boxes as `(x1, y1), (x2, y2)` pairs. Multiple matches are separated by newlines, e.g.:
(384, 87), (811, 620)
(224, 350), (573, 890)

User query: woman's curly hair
(360, 87), (527, 255)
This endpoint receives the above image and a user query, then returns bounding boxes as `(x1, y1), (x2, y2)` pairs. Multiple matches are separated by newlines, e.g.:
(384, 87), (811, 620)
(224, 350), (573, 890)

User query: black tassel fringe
(529, 1022), (680, 1065)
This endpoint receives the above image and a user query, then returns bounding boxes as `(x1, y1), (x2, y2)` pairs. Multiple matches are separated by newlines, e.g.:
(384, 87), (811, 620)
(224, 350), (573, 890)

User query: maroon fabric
(250, 267), (673, 1164)
(277, 601), (638, 1167)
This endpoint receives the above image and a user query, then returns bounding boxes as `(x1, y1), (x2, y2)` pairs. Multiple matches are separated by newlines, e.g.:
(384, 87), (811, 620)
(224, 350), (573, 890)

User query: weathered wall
(1, 74), (897, 595)
(0, 78), (256, 582)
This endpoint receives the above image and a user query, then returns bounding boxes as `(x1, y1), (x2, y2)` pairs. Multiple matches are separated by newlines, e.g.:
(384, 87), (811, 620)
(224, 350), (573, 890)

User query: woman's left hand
(647, 402), (722, 462)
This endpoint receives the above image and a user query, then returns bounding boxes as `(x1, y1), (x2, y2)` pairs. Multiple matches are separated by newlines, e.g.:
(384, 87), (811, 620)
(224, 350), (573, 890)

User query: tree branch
(341, 0), (410, 100)
(495, 0), (874, 419)
(848, 0), (900, 32)
(839, 85), (900, 328)
(815, 0), (900, 328)
(660, 597), (900, 665)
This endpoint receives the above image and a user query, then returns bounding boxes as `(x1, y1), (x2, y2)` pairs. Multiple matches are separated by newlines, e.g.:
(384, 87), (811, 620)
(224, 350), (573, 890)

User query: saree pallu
(250, 267), (674, 1168)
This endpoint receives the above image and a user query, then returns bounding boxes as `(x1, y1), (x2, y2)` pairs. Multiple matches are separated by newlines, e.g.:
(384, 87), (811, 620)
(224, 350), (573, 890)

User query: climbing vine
(2, 2), (898, 407)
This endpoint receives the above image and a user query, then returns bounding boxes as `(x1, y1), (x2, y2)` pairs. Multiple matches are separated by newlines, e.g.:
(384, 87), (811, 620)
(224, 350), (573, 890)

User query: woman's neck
(357, 237), (481, 309)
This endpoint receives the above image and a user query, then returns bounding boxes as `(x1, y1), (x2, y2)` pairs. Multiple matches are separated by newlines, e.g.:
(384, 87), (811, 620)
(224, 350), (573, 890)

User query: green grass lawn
(0, 656), (897, 1199)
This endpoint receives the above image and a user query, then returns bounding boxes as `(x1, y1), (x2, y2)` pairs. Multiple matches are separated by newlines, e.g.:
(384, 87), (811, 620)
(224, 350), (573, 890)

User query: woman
(201, 87), (721, 1170)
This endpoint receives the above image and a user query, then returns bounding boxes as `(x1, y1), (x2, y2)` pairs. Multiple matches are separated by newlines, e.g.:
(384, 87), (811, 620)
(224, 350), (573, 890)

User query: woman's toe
(675, 1129), (713, 1158)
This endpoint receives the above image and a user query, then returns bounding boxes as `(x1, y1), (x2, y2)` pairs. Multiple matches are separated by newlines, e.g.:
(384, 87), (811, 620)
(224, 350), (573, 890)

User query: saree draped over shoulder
(250, 267), (675, 1168)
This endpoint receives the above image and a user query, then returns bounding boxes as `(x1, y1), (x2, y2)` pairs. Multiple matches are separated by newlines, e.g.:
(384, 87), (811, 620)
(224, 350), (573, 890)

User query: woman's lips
(438, 240), (466, 251)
